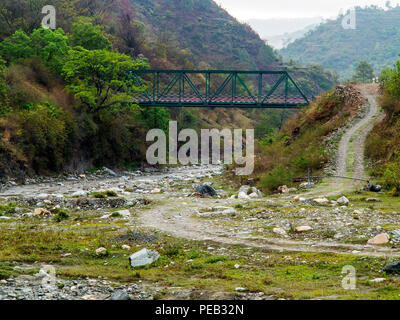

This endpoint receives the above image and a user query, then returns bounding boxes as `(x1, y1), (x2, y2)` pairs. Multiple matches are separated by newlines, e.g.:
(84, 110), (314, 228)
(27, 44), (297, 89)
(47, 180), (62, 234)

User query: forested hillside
(0, 0), (337, 179)
(280, 5), (400, 80)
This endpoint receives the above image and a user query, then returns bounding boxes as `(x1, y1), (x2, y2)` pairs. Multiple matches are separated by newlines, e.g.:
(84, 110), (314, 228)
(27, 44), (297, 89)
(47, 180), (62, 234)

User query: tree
(0, 28), (71, 73)
(30, 28), (71, 74)
(62, 47), (149, 115)
(352, 61), (374, 83)
(70, 18), (112, 50)
(0, 30), (33, 64)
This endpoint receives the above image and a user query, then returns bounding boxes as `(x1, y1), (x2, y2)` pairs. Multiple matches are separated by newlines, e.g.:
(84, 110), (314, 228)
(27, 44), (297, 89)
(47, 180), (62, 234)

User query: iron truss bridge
(129, 70), (312, 109)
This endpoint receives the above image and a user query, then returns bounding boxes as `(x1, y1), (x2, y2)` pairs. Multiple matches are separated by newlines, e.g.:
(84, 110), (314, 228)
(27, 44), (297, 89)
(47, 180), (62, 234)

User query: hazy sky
(215, 0), (400, 20)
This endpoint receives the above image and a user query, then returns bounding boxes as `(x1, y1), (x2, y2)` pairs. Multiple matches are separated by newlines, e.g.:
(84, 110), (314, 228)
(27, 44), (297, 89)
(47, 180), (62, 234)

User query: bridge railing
(128, 70), (311, 108)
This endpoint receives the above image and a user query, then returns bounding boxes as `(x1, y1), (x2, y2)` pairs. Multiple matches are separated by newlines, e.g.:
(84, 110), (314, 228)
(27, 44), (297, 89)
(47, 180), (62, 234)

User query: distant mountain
(264, 23), (321, 50)
(247, 17), (324, 38)
(127, 0), (278, 70)
(280, 6), (400, 80)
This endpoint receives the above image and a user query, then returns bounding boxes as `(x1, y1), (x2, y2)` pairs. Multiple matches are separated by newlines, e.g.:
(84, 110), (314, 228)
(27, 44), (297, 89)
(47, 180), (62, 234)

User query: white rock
(122, 245), (131, 250)
(313, 198), (330, 204)
(370, 278), (386, 283)
(337, 196), (349, 205)
(295, 226), (313, 232)
(95, 247), (107, 256)
(238, 192), (250, 200)
(129, 249), (160, 267)
(117, 210), (131, 218)
(103, 167), (117, 176)
(273, 227), (287, 235)
(72, 190), (87, 197)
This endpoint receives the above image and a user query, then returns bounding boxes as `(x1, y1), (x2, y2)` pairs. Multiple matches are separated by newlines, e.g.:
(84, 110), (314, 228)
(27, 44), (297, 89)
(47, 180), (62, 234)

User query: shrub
(54, 209), (70, 222)
(259, 165), (294, 192)
(16, 102), (74, 172)
(0, 202), (17, 216)
(383, 157), (400, 196)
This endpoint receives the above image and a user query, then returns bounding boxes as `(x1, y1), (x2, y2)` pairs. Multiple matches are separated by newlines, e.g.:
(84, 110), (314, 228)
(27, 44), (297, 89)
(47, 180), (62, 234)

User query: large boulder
(129, 248), (160, 267)
(367, 233), (390, 245)
(364, 184), (382, 192)
(195, 183), (217, 197)
(238, 186), (263, 198)
(383, 261), (400, 274)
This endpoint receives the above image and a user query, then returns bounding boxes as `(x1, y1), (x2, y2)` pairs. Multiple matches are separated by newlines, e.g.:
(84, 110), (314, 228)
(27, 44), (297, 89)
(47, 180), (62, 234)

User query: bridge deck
(129, 70), (312, 108)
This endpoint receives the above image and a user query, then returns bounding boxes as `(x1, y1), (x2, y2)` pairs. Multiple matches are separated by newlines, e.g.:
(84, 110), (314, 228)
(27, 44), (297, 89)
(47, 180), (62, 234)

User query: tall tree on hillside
(62, 47), (149, 115)
(352, 61), (374, 83)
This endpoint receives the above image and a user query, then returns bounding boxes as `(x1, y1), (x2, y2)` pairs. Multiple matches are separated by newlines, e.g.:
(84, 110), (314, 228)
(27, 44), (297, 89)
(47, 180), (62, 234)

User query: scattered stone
(383, 261), (400, 274)
(151, 188), (161, 194)
(195, 183), (217, 197)
(273, 227), (287, 235)
(108, 232), (158, 244)
(235, 287), (247, 292)
(72, 190), (87, 197)
(295, 226), (313, 233)
(198, 206), (237, 218)
(278, 185), (289, 194)
(103, 167), (117, 176)
(391, 229), (400, 239)
(367, 233), (390, 245)
(299, 182), (315, 189)
(313, 198), (330, 205)
(108, 289), (131, 300)
(129, 249), (160, 267)
(366, 198), (381, 202)
(238, 192), (250, 200)
(370, 278), (386, 283)
(365, 184), (382, 192)
(121, 245), (131, 250)
(33, 208), (51, 216)
(95, 247), (107, 256)
(116, 210), (130, 218)
(239, 186), (263, 198)
(337, 196), (349, 205)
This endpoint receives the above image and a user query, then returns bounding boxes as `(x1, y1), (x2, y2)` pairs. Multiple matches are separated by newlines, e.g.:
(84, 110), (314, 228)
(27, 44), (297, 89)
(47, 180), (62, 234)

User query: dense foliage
(366, 59), (400, 195)
(0, 0), (338, 177)
(280, 5), (400, 80)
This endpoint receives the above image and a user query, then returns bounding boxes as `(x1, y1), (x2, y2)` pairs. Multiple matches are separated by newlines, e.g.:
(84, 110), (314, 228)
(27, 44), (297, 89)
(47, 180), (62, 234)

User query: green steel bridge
(129, 70), (312, 109)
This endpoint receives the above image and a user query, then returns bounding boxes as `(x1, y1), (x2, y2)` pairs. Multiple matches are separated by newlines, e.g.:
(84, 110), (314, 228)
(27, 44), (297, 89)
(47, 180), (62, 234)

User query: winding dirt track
(303, 84), (384, 197)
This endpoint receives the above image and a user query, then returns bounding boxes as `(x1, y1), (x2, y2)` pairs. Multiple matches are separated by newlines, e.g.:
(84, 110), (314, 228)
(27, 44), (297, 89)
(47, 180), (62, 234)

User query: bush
(54, 209), (70, 222)
(259, 165), (294, 192)
(383, 157), (400, 196)
(0, 202), (17, 216)
(16, 102), (74, 172)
